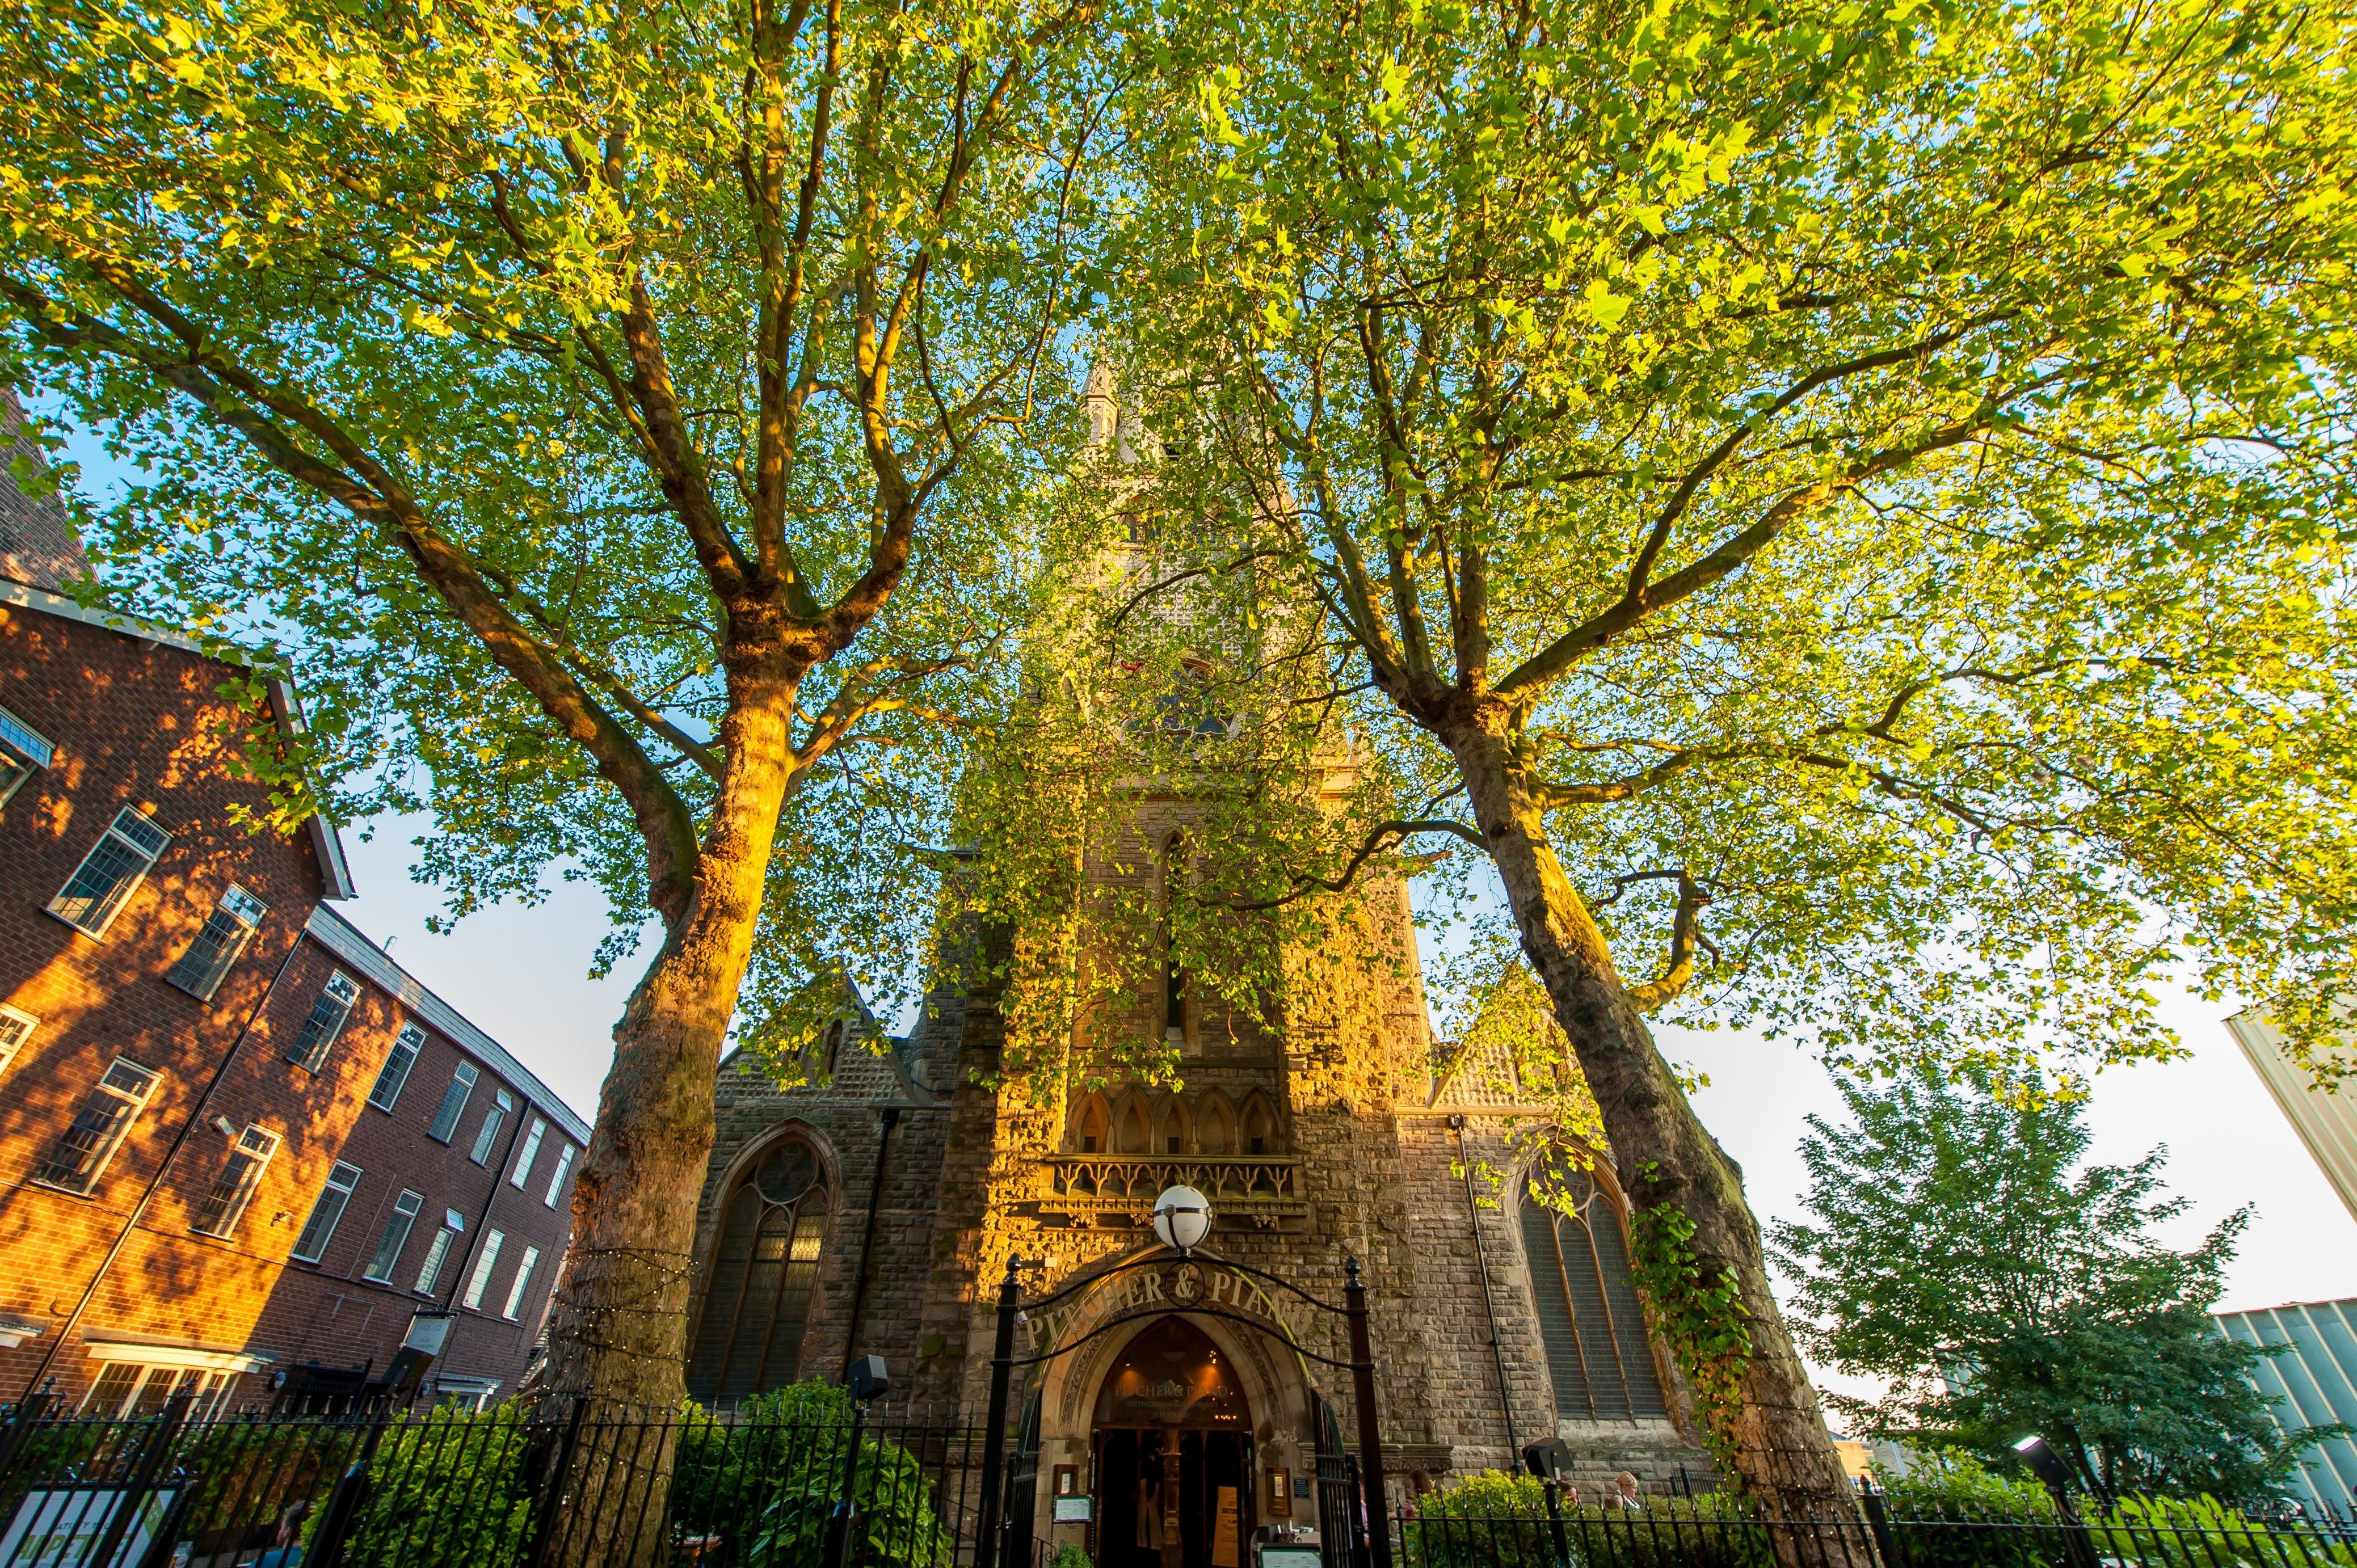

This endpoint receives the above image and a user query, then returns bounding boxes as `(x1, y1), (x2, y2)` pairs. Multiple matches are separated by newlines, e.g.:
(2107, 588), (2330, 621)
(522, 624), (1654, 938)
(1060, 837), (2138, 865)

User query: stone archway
(1022, 1250), (1320, 1558)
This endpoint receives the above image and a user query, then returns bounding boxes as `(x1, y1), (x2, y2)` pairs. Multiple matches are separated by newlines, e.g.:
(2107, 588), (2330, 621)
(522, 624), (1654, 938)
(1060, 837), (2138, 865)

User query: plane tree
(1108, 0), (2357, 1513)
(0, 0), (1111, 1449)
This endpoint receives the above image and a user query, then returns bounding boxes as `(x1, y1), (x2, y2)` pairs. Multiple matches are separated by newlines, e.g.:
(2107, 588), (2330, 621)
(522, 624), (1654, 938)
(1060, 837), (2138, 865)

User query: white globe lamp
(1152, 1185), (1213, 1255)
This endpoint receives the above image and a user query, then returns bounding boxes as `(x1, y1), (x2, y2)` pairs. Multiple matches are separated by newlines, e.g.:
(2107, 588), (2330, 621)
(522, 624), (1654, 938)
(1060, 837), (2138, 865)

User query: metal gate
(1311, 1392), (1367, 1568)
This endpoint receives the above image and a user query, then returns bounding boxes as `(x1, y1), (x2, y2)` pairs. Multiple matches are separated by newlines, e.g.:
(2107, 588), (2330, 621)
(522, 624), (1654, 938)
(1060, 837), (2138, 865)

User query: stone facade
(695, 810), (1717, 1559)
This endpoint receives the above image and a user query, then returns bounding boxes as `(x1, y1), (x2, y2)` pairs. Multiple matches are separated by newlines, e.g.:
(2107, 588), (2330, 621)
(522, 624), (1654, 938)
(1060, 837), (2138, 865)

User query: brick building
(0, 415), (587, 1414)
(687, 373), (1716, 1567)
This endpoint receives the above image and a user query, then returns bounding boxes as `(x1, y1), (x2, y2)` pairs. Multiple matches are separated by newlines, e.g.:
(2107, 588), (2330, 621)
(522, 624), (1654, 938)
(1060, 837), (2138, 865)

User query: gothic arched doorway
(1091, 1316), (1255, 1568)
(684, 1137), (831, 1404)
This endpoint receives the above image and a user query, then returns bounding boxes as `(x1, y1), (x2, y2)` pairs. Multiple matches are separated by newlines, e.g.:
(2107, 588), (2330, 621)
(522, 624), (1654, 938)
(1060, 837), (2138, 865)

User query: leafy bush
(1404, 1471), (1770, 1568)
(740, 1436), (956, 1568)
(1050, 1545), (1093, 1568)
(1871, 1447), (2057, 1522)
(340, 1405), (536, 1568)
(2087, 1494), (2357, 1568)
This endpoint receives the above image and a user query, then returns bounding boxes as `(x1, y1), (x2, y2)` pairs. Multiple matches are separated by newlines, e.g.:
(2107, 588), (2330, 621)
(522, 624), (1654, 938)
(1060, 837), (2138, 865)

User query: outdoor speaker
(1521, 1438), (1575, 1481)
(849, 1355), (891, 1403)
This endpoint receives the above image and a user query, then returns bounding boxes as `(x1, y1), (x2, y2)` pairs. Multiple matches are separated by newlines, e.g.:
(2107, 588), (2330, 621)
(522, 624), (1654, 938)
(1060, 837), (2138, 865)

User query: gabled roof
(304, 903), (592, 1145)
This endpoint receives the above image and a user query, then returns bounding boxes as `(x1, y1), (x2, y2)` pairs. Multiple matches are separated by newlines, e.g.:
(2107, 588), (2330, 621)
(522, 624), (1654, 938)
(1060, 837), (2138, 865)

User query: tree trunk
(1441, 705), (1853, 1524)
(534, 679), (798, 1562)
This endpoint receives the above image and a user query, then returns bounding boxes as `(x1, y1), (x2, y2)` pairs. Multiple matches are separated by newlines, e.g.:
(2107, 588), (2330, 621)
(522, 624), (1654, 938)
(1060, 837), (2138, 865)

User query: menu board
(1212, 1485), (1241, 1568)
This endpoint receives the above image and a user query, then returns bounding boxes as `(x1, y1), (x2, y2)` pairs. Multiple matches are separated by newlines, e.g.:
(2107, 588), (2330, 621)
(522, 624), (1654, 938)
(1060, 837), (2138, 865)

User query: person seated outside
(254, 1500), (309, 1567)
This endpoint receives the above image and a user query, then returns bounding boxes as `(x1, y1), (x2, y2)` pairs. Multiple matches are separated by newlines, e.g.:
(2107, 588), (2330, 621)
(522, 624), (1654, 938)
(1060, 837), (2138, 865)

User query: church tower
(689, 368), (1716, 1561)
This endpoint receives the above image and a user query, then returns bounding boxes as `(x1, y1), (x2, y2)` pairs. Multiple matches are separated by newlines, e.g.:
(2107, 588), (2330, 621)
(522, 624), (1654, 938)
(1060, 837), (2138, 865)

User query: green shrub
(2087, 1494), (2357, 1567)
(1871, 1447), (2056, 1523)
(1050, 1544), (1093, 1568)
(740, 1436), (956, 1568)
(1404, 1472), (1770, 1568)
(340, 1406), (534, 1568)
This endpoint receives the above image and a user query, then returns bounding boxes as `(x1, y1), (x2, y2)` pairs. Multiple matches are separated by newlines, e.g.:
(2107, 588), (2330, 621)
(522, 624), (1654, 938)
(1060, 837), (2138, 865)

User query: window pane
(510, 1119), (546, 1189)
(49, 811), (170, 935)
(468, 1090), (512, 1165)
(83, 1362), (140, 1417)
(415, 1227), (459, 1295)
(1520, 1166), (1668, 1423)
(367, 1026), (423, 1112)
(686, 1144), (831, 1404)
(0, 1006), (36, 1076)
(35, 1059), (159, 1192)
(503, 1246), (542, 1321)
(463, 1229), (506, 1310)
(292, 1162), (362, 1263)
(544, 1145), (576, 1207)
(288, 973), (358, 1070)
(0, 699), (53, 769)
(428, 1064), (478, 1144)
(364, 1191), (423, 1282)
(193, 1126), (277, 1237)
(166, 887), (267, 1002)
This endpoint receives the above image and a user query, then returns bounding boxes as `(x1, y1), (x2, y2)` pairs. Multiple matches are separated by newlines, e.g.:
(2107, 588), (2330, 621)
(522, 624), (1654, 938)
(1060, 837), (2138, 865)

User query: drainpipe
(20, 922), (305, 1397)
(1449, 1114), (1520, 1459)
(839, 1106), (900, 1377)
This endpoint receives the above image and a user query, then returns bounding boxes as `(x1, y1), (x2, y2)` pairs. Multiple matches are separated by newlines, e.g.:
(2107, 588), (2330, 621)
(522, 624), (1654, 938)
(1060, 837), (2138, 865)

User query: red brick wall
(0, 601), (576, 1409)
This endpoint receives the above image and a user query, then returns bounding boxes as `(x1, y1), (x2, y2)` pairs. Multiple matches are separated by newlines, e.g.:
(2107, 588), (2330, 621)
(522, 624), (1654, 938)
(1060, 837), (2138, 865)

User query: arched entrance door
(1091, 1316), (1255, 1568)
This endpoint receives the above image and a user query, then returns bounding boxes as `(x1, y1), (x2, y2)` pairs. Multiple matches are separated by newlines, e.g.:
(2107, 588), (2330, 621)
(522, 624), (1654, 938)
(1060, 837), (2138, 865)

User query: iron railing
(0, 1392), (986, 1568)
(1395, 1489), (2357, 1568)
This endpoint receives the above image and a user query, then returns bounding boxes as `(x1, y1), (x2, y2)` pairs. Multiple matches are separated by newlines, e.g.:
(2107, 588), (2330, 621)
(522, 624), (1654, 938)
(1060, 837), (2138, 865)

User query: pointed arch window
(1154, 1097), (1190, 1157)
(1520, 1159), (1668, 1422)
(1240, 1094), (1276, 1157)
(1197, 1094), (1235, 1156)
(1074, 1097), (1110, 1154)
(1115, 1094), (1152, 1154)
(687, 1140), (831, 1405)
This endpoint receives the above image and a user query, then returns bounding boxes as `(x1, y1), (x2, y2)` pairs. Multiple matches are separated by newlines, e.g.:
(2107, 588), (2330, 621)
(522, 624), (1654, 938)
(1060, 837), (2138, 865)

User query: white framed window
(544, 1144), (576, 1208)
(287, 972), (359, 1072)
(0, 700), (52, 812)
(366, 1024), (424, 1112)
(362, 1189), (424, 1282)
(510, 1118), (546, 1189)
(0, 1005), (37, 1077)
(427, 1062), (479, 1144)
(468, 1088), (515, 1165)
(79, 1362), (239, 1421)
(192, 1123), (279, 1238)
(34, 1057), (162, 1193)
(502, 1244), (542, 1321)
(292, 1161), (362, 1263)
(415, 1208), (466, 1295)
(166, 884), (268, 1002)
(462, 1228), (507, 1310)
(48, 808), (171, 938)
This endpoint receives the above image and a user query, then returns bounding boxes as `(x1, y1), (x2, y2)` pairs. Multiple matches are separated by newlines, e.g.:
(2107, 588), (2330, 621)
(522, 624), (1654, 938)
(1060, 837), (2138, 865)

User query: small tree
(1773, 1069), (2330, 1502)
(1106, 0), (2357, 1512)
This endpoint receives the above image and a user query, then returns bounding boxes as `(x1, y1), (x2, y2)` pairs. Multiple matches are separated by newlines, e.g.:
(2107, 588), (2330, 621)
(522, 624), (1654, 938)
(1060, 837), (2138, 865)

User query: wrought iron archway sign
(971, 1249), (1394, 1568)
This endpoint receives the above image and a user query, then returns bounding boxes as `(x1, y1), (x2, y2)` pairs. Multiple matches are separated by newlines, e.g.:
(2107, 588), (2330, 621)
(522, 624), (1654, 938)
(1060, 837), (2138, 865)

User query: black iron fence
(1395, 1490), (2357, 1568)
(0, 1392), (987, 1568)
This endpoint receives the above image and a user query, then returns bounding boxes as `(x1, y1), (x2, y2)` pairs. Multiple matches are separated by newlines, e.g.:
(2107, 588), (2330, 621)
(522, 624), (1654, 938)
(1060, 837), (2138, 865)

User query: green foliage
(1049, 1545), (1093, 1568)
(1105, 0), (2357, 1086)
(1404, 1474), (1770, 1568)
(1871, 1447), (2057, 1522)
(2090, 1494), (2357, 1567)
(343, 1406), (533, 1568)
(740, 1437), (956, 1568)
(0, 0), (1116, 1048)
(1628, 1199), (1754, 1472)
(1773, 1069), (2335, 1500)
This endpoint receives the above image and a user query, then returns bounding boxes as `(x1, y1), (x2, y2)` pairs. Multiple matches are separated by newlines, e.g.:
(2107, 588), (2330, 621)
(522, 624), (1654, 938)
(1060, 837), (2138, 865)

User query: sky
(326, 813), (2357, 1411)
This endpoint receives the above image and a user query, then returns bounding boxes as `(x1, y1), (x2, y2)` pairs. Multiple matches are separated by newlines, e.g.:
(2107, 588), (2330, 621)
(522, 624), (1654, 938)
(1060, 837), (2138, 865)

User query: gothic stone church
(689, 787), (1718, 1563)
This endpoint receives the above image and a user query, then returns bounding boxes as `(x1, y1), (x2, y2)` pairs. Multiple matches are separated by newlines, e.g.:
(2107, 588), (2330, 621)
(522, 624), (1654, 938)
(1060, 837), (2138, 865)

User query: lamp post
(829, 1356), (892, 1568)
(1151, 1185), (1212, 1255)
(2012, 1435), (2101, 1568)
